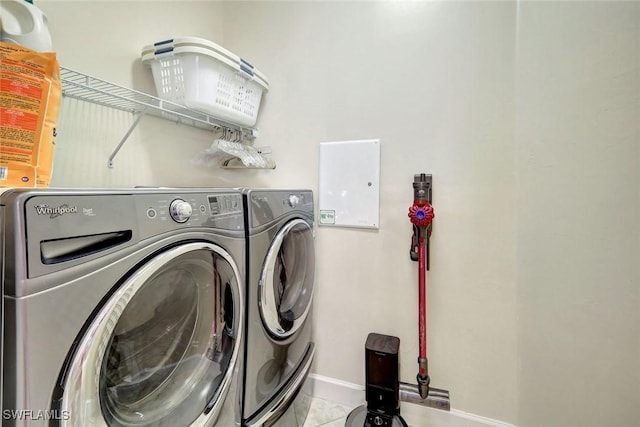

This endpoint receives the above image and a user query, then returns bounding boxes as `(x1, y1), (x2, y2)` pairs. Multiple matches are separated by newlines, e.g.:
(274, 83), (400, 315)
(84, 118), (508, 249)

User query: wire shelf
(59, 66), (256, 167)
(60, 66), (253, 132)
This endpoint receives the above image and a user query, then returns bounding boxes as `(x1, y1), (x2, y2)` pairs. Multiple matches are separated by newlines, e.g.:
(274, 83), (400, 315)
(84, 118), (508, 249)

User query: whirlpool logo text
(34, 204), (79, 218)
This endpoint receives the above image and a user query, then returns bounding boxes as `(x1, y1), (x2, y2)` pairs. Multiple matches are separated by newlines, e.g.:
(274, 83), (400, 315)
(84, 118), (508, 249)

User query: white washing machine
(241, 189), (315, 427)
(1, 188), (245, 426)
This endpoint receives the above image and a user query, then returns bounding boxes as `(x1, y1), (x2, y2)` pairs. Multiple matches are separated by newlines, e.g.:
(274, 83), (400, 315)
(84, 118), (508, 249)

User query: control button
(288, 194), (300, 208)
(169, 199), (192, 223)
(146, 208), (157, 219)
(199, 204), (206, 214)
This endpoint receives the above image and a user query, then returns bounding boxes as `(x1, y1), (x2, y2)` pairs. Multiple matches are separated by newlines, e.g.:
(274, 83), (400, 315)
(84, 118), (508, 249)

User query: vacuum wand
(408, 174), (434, 399)
(417, 242), (429, 397)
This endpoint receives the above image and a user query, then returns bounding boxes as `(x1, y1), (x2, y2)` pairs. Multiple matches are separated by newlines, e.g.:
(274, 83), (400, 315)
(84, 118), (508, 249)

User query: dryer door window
(59, 242), (243, 427)
(259, 219), (315, 339)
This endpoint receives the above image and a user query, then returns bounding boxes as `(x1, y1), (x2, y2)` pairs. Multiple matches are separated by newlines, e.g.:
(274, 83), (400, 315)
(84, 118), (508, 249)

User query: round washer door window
(259, 219), (315, 339)
(60, 242), (242, 427)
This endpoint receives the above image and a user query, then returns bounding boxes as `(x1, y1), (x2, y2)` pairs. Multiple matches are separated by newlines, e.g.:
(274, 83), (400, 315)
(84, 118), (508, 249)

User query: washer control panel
(136, 191), (243, 234)
(207, 194), (241, 215)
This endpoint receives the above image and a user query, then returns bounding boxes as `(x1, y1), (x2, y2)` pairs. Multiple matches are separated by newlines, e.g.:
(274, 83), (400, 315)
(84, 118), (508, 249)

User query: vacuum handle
(409, 173), (433, 266)
(410, 225), (431, 269)
(413, 173), (432, 203)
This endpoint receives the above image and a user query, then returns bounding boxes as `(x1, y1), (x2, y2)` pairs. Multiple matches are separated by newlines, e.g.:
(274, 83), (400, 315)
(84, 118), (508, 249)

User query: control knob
(169, 199), (192, 223)
(288, 194), (300, 208)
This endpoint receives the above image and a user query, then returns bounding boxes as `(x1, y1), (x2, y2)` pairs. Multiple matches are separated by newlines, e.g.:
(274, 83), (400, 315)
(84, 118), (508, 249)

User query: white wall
(514, 2), (640, 426)
(222, 0), (518, 422)
(35, 1), (640, 426)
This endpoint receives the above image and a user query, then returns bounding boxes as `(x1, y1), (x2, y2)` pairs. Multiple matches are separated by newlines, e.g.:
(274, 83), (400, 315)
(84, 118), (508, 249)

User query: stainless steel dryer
(1, 188), (245, 427)
(241, 189), (315, 427)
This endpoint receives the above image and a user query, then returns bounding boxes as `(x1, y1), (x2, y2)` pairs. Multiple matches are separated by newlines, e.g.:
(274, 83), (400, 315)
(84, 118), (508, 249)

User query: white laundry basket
(141, 37), (269, 127)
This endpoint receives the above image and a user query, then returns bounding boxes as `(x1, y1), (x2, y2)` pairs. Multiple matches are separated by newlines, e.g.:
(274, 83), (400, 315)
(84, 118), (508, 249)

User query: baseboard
(306, 373), (365, 408)
(448, 409), (518, 427)
(306, 374), (516, 427)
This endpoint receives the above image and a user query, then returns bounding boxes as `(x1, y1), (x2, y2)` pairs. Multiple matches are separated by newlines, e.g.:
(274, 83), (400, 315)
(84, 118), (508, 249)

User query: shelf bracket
(107, 108), (148, 168)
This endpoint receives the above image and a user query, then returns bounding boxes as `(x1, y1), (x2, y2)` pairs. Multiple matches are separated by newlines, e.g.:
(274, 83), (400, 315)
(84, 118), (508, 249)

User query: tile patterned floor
(302, 396), (500, 427)
(302, 397), (352, 427)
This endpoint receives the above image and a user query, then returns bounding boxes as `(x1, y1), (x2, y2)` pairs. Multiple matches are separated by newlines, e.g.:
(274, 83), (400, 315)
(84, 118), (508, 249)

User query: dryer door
(259, 218), (315, 339)
(59, 242), (242, 427)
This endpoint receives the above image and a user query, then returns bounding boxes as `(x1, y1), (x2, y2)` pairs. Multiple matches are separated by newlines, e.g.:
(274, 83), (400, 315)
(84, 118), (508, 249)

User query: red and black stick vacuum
(345, 175), (450, 427)
(398, 174), (450, 410)
(408, 173), (435, 398)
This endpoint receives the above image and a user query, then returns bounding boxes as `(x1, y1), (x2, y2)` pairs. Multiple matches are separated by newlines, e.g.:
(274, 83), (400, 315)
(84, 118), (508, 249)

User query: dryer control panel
(246, 189), (313, 229)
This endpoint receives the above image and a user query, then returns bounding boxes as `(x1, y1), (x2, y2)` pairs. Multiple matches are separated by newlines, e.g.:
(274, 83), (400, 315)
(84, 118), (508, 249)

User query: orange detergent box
(1, 41), (61, 187)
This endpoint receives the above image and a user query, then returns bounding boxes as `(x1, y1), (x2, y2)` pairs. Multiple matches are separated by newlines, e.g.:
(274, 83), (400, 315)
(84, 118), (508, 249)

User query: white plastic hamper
(141, 37), (269, 127)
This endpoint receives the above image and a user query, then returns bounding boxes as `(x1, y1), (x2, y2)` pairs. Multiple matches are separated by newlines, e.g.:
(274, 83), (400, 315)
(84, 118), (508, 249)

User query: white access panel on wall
(318, 139), (380, 229)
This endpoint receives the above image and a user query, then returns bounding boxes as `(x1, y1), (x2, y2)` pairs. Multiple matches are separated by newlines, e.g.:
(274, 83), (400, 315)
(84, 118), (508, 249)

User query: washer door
(259, 219), (315, 339)
(60, 242), (242, 427)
